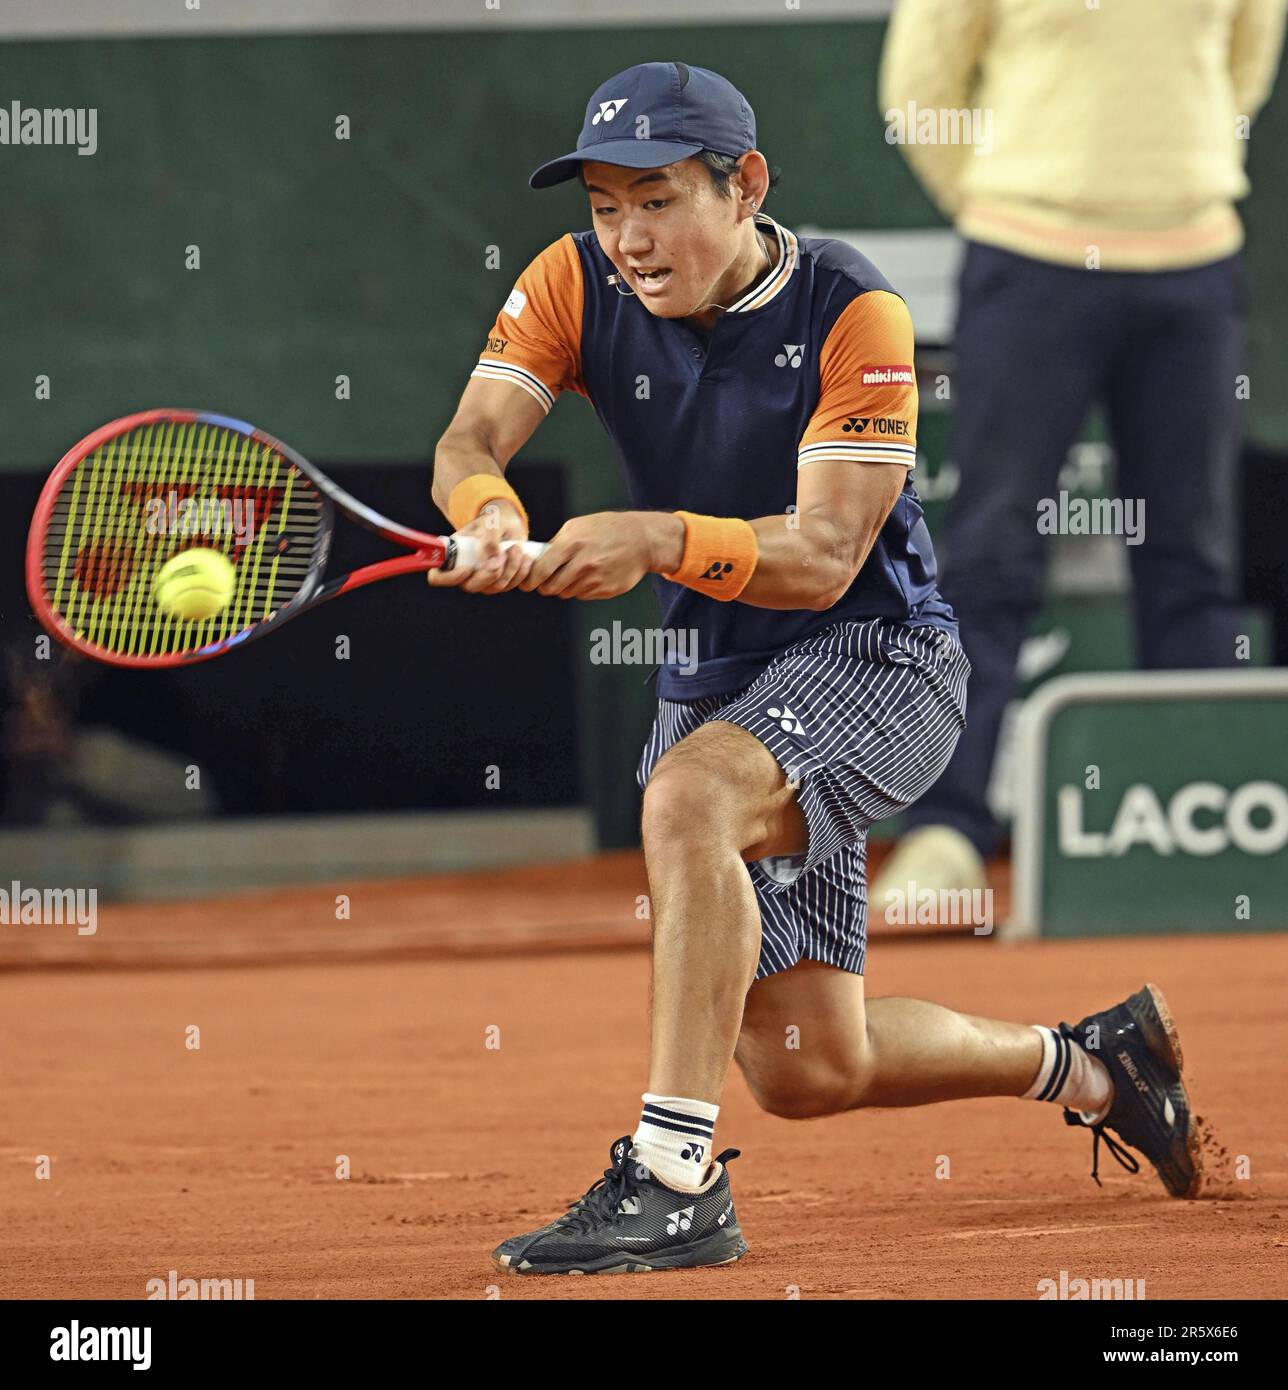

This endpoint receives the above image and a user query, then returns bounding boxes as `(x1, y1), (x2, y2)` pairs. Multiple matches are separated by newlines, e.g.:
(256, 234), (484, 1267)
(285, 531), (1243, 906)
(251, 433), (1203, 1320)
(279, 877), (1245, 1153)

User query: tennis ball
(153, 547), (236, 622)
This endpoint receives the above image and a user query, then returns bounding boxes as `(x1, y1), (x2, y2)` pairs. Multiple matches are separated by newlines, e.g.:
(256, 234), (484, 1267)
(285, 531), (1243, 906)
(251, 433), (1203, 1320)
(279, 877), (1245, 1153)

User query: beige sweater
(879, 0), (1287, 269)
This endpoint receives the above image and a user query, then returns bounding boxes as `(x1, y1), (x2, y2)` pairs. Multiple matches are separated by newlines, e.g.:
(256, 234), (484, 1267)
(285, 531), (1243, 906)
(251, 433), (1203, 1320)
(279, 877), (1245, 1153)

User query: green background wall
(3, 22), (1285, 844)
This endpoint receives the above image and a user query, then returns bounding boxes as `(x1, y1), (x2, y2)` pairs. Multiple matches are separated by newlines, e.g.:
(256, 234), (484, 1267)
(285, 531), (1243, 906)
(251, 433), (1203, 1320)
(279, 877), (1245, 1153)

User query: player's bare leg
(734, 961), (1043, 1118)
(733, 958), (1200, 1196)
(641, 720), (1050, 1123)
(641, 720), (1198, 1199)
(639, 720), (804, 1104)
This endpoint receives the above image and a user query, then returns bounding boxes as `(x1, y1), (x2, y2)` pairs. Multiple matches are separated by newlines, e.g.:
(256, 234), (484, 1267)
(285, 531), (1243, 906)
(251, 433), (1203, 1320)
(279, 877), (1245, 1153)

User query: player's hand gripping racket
(25, 408), (544, 668)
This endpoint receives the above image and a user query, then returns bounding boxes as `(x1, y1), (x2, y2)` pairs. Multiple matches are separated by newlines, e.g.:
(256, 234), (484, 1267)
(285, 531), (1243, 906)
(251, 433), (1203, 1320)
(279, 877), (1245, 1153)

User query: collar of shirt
(722, 212), (798, 314)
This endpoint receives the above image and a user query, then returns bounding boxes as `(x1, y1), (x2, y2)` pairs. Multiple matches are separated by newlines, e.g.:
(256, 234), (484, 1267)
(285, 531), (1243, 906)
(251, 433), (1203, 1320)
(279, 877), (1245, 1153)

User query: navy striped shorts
(636, 620), (970, 979)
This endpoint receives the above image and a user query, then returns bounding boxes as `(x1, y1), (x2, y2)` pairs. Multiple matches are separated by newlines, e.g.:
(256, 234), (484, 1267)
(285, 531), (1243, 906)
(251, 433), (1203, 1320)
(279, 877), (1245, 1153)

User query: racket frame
(26, 408), (462, 669)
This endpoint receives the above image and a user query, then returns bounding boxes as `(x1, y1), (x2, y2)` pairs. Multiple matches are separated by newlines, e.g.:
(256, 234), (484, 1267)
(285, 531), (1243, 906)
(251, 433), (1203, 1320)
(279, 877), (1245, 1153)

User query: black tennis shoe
(491, 1136), (747, 1275)
(1060, 983), (1202, 1199)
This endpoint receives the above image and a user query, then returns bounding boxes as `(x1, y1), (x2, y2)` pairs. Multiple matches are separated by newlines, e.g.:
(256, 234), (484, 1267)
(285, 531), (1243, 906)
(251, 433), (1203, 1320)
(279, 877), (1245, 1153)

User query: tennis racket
(25, 408), (544, 669)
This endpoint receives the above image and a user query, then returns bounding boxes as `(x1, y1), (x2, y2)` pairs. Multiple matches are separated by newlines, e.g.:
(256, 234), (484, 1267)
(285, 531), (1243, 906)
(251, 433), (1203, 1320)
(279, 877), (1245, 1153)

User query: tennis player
(429, 63), (1200, 1276)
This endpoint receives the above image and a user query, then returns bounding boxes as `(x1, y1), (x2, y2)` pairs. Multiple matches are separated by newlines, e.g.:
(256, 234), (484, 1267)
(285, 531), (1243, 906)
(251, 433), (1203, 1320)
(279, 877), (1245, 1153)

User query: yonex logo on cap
(592, 99), (628, 125)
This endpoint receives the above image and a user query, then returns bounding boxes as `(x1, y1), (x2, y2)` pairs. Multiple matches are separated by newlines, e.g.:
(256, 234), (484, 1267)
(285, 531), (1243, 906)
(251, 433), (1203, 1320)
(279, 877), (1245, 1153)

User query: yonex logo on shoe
(665, 1206), (694, 1235)
(680, 1143), (705, 1163)
(1117, 1050), (1148, 1091)
(592, 98), (628, 124)
(767, 705), (805, 735)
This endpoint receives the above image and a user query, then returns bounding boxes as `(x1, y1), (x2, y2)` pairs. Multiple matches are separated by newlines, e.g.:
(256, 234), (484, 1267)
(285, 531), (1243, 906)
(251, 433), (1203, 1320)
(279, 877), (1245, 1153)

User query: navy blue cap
(529, 61), (756, 190)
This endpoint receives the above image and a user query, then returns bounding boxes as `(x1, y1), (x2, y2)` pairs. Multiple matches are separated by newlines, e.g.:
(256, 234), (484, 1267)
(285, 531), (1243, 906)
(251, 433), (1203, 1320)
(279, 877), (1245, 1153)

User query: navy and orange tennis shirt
(472, 212), (958, 700)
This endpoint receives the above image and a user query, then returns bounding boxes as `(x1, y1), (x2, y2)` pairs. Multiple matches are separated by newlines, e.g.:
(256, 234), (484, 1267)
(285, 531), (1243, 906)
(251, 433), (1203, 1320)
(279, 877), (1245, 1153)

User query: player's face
(583, 159), (749, 320)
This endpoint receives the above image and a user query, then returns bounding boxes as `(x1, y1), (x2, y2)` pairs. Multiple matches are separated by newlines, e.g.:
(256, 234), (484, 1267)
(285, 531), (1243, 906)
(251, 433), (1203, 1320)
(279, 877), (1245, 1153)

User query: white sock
(1021, 1025), (1114, 1123)
(632, 1093), (719, 1193)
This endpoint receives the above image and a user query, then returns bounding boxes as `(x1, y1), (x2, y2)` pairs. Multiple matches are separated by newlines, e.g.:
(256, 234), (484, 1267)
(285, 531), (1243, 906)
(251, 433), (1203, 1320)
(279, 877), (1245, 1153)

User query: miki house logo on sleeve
(860, 364), (914, 387)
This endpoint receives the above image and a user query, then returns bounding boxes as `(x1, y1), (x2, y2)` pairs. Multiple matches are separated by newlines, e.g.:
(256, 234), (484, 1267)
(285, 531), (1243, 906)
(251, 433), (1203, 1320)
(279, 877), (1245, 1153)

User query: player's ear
(734, 151), (769, 211)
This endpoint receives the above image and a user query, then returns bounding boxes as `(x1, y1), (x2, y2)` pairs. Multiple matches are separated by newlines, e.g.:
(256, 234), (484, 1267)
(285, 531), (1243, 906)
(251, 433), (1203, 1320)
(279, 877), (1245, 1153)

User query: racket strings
(39, 421), (324, 658)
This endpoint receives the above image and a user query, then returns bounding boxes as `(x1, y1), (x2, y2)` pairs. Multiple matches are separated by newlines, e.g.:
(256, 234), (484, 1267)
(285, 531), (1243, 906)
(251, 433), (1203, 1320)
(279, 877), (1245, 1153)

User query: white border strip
(0, 0), (895, 42)
(1008, 669), (1288, 940)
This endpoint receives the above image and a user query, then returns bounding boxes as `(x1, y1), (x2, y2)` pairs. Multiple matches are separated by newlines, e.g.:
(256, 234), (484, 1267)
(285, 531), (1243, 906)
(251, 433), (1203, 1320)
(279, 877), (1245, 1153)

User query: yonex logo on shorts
(860, 364), (914, 386)
(767, 705), (805, 735)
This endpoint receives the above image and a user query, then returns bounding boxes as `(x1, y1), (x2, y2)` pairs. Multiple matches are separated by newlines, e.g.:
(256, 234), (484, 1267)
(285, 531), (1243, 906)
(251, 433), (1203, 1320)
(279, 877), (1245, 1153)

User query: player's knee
(641, 761), (751, 853)
(741, 1057), (870, 1120)
(747, 1072), (852, 1120)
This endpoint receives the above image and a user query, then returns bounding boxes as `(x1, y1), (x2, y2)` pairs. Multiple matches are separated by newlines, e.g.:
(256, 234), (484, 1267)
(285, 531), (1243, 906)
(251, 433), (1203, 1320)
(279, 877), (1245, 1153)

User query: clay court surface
(2, 855), (1286, 1301)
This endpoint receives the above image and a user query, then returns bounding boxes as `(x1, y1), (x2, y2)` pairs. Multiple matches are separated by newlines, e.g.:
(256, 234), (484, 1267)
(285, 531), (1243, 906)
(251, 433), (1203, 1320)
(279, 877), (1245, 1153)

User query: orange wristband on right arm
(444, 473), (530, 534)
(661, 511), (759, 600)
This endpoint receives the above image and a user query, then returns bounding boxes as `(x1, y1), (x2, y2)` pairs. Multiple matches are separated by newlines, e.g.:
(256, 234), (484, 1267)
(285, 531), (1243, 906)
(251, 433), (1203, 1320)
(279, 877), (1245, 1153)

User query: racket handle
(445, 534), (547, 572)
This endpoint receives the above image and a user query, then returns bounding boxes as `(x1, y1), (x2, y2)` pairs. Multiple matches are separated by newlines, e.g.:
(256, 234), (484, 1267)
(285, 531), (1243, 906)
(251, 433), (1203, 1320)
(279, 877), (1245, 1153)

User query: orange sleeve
(797, 290), (918, 469)
(469, 235), (586, 413)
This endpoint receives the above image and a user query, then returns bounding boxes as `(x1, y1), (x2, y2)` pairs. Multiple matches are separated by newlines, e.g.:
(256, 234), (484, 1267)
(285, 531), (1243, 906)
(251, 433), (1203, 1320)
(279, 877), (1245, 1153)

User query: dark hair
(577, 149), (781, 201)
(693, 149), (782, 201)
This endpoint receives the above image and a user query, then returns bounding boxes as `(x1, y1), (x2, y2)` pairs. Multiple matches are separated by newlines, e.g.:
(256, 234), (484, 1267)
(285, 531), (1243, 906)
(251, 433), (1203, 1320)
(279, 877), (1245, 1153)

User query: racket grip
(445, 534), (547, 572)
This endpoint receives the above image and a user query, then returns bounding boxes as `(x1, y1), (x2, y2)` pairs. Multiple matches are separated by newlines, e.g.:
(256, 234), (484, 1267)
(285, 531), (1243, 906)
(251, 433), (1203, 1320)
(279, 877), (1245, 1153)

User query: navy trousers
(905, 241), (1248, 859)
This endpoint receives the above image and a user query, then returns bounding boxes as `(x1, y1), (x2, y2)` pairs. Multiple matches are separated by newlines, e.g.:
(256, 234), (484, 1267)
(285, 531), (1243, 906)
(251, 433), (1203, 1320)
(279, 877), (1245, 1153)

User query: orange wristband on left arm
(444, 473), (530, 534)
(661, 511), (759, 601)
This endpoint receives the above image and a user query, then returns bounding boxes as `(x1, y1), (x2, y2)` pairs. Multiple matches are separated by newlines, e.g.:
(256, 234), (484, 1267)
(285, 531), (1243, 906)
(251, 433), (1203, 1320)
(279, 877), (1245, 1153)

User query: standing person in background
(874, 0), (1287, 905)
